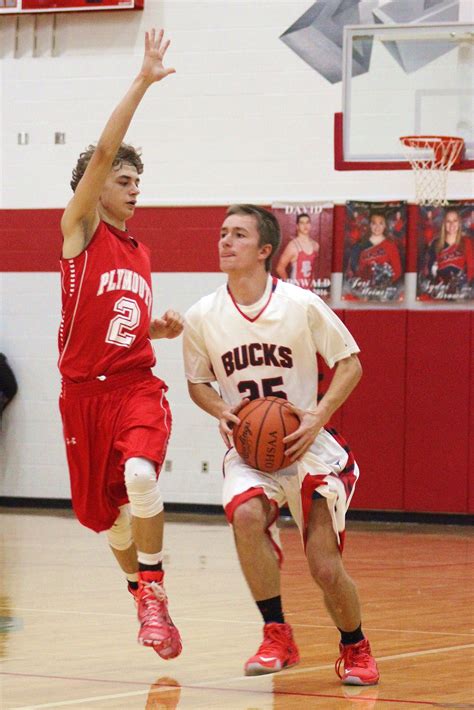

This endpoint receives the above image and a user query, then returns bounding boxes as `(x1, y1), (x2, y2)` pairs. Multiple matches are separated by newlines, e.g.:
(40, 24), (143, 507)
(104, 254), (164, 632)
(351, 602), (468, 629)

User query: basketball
(233, 396), (300, 473)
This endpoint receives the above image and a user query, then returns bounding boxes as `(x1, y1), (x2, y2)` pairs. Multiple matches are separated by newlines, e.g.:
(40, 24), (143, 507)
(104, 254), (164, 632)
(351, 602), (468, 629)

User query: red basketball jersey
(58, 221), (156, 382)
(437, 240), (474, 280)
(290, 240), (318, 286)
(357, 239), (402, 282)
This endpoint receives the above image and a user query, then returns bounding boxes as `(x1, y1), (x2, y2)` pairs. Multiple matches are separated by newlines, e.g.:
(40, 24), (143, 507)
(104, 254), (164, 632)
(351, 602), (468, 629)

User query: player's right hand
(218, 399), (250, 448)
(140, 28), (176, 85)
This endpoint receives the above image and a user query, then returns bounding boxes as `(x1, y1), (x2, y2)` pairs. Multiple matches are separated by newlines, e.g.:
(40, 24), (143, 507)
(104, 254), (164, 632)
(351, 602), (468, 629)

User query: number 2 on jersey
(106, 297), (140, 347)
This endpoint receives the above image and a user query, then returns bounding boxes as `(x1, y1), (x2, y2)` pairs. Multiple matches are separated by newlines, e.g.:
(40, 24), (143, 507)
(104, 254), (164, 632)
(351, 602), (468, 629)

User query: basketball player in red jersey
(58, 29), (183, 659)
(183, 205), (379, 685)
(276, 213), (319, 288)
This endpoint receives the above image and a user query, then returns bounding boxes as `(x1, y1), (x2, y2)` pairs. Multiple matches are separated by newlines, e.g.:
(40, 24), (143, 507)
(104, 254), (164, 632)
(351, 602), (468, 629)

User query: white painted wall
(0, 271), (227, 504)
(1, 0), (471, 209)
(1, 0), (473, 504)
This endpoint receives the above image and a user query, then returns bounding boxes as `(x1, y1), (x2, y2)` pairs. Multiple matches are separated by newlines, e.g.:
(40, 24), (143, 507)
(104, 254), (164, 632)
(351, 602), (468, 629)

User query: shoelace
(139, 581), (169, 626)
(335, 641), (370, 678)
(256, 625), (289, 656)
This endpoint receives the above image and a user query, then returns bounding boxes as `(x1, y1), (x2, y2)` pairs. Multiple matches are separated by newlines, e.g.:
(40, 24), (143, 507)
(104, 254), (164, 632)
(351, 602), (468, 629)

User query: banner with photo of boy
(416, 200), (474, 302)
(342, 200), (407, 303)
(272, 202), (333, 299)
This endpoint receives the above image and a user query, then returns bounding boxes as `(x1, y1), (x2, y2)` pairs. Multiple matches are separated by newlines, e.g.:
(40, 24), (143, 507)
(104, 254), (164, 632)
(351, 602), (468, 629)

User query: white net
(400, 136), (464, 207)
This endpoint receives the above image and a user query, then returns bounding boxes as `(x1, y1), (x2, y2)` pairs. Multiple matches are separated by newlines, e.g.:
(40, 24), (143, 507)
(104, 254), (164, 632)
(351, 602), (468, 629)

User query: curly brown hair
(70, 143), (144, 192)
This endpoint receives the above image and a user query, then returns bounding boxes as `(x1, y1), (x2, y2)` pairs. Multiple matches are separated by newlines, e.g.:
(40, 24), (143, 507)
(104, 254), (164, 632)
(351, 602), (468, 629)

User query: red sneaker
(244, 622), (300, 676)
(137, 571), (182, 660)
(335, 639), (380, 685)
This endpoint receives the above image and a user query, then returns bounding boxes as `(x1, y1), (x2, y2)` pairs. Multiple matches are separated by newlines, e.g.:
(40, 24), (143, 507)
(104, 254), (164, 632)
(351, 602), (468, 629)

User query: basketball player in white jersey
(183, 204), (379, 685)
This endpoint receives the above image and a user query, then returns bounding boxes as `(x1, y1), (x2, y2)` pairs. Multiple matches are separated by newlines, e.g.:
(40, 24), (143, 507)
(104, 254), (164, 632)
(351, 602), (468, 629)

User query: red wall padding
(341, 311), (406, 510)
(469, 312), (474, 513)
(0, 203), (420, 274)
(404, 312), (470, 513)
(132, 207), (227, 273)
(0, 207), (227, 272)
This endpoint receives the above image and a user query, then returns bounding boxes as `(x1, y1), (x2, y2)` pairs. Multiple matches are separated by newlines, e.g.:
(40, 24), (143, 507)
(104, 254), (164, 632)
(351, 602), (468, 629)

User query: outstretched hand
(140, 28), (176, 85)
(149, 310), (184, 339)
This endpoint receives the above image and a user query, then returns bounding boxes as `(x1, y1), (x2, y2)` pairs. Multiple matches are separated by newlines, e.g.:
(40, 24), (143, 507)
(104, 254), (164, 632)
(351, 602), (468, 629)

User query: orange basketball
(233, 396), (300, 473)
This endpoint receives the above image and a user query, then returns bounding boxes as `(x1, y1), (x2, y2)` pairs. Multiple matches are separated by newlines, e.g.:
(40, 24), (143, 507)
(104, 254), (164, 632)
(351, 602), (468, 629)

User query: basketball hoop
(399, 135), (464, 207)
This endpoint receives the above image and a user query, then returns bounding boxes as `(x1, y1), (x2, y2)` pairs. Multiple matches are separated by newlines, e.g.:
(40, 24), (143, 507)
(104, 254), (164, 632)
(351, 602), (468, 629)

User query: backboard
(336, 22), (474, 170)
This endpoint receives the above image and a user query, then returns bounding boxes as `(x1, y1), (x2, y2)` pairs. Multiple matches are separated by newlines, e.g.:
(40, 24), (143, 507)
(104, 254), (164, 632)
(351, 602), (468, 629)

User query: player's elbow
(93, 142), (116, 164)
(351, 354), (363, 383)
(340, 354), (362, 385)
(187, 380), (206, 404)
(187, 381), (197, 401)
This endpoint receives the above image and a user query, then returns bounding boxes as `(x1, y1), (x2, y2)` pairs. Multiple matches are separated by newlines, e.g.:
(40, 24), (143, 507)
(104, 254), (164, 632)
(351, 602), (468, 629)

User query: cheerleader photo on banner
(342, 200), (407, 303)
(417, 200), (474, 302)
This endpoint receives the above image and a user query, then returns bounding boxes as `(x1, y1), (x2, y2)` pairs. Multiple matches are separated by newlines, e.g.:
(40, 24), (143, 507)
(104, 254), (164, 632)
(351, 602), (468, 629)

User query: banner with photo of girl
(342, 200), (407, 302)
(416, 201), (474, 302)
(271, 202), (333, 299)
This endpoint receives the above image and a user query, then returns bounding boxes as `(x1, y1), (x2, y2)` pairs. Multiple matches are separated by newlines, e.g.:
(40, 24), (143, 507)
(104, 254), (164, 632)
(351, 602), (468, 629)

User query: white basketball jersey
(183, 276), (359, 410)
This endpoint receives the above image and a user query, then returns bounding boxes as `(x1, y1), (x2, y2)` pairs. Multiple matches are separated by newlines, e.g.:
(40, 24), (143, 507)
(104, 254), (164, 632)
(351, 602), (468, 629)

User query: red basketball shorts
(59, 369), (171, 533)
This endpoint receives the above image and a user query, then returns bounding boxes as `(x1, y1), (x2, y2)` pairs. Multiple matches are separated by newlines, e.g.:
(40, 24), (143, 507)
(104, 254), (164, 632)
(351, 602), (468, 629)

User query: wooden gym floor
(0, 508), (473, 709)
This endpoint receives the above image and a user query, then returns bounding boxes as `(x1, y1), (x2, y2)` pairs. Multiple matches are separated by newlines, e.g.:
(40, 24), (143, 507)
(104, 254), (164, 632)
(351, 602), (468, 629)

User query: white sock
(137, 550), (163, 567)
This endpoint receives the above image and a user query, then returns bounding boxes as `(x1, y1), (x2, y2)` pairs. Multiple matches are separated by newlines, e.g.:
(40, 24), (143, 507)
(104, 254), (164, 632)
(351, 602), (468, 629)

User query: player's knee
(232, 497), (268, 537)
(124, 457), (156, 493)
(309, 556), (341, 591)
(124, 457), (163, 518)
(106, 504), (133, 550)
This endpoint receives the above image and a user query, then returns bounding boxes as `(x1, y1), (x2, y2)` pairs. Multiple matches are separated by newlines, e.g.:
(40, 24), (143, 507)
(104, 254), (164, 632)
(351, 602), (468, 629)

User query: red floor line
(0, 671), (443, 706)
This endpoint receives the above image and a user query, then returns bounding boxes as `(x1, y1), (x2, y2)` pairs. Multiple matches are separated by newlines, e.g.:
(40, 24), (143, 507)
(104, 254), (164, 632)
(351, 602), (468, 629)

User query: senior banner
(272, 202), (333, 299)
(416, 201), (474, 302)
(342, 200), (407, 303)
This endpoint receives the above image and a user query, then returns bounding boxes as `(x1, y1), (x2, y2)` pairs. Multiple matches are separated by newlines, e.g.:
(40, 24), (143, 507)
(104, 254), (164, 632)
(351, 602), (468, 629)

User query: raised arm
(61, 29), (175, 258)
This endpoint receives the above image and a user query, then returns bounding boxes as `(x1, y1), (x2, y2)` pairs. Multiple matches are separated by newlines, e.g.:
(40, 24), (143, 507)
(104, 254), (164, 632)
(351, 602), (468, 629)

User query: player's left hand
(149, 310), (184, 339)
(282, 405), (326, 463)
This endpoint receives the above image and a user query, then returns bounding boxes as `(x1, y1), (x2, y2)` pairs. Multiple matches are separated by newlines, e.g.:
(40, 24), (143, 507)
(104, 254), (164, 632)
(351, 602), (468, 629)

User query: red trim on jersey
(325, 426), (358, 503)
(224, 486), (267, 521)
(104, 221), (138, 248)
(226, 277), (278, 322)
(300, 427), (359, 554)
(224, 487), (283, 567)
(58, 250), (89, 372)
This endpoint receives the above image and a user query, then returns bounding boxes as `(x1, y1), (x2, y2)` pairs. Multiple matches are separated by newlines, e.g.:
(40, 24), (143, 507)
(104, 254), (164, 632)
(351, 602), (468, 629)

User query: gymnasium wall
(0, 1), (473, 515)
